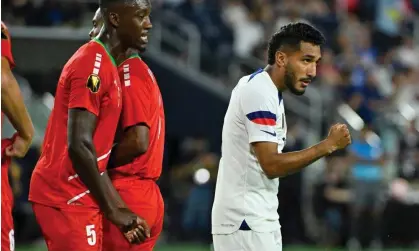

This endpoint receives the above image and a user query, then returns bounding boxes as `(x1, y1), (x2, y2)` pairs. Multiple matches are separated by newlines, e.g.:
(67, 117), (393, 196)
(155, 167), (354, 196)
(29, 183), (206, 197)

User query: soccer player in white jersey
(211, 22), (352, 251)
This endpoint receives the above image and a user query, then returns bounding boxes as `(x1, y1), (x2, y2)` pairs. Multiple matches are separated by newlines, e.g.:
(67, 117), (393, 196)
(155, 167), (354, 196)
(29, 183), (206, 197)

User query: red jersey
(109, 55), (165, 184)
(1, 22), (15, 69)
(1, 22), (16, 206)
(29, 38), (122, 209)
(1, 21), (15, 129)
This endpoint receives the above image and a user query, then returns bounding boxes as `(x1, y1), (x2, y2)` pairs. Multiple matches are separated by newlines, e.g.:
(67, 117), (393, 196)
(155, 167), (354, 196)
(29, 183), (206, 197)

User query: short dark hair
(267, 22), (325, 65)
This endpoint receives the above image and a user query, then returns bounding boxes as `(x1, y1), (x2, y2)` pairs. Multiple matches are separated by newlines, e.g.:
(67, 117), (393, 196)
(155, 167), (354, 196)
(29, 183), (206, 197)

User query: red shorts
(1, 200), (14, 251)
(32, 203), (103, 251)
(103, 179), (164, 251)
(1, 138), (14, 251)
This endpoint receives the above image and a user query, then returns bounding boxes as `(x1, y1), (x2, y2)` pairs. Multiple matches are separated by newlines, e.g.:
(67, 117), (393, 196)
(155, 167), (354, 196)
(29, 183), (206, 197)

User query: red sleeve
(1, 22), (16, 68)
(68, 52), (106, 117)
(121, 75), (151, 129)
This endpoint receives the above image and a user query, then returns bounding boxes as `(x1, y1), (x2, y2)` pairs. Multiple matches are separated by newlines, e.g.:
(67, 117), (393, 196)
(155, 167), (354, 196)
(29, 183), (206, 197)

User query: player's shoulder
(119, 54), (144, 66)
(118, 55), (155, 88)
(73, 39), (115, 65)
(247, 69), (276, 90)
(236, 71), (276, 100)
(118, 55), (148, 75)
(1, 21), (16, 68)
(1, 21), (12, 45)
(1, 21), (10, 38)
(66, 40), (117, 77)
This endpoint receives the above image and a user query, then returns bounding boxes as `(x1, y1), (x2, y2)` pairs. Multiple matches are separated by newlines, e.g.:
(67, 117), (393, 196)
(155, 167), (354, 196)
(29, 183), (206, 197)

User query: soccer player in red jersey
(28, 1), (154, 250)
(1, 21), (35, 251)
(90, 1), (166, 250)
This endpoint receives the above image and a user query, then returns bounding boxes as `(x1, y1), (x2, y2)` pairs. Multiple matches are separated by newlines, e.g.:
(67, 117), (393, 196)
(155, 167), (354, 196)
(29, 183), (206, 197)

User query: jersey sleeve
(1, 23), (16, 68)
(121, 74), (151, 129)
(240, 87), (279, 144)
(68, 52), (106, 117)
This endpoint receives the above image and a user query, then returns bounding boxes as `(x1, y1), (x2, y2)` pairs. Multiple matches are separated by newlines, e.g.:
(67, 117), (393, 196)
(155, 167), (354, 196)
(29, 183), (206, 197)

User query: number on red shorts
(86, 225), (96, 246)
(9, 229), (15, 251)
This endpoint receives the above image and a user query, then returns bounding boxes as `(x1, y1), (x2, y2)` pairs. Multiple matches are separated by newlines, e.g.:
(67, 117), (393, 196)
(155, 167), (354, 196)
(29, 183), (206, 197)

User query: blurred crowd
(1, 0), (419, 250)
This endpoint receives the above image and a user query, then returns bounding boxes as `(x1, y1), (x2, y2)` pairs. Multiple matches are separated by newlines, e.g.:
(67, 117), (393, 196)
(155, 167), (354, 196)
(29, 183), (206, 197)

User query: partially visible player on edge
(89, 2), (166, 249)
(28, 1), (155, 250)
(1, 21), (34, 251)
(211, 22), (352, 251)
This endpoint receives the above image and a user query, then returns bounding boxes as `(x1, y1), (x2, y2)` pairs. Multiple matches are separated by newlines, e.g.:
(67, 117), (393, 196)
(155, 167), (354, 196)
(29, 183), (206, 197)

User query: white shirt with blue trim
(212, 69), (287, 234)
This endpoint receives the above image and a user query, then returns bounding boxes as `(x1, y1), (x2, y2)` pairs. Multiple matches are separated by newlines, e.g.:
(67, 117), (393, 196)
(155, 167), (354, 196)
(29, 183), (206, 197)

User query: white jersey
(212, 69), (287, 234)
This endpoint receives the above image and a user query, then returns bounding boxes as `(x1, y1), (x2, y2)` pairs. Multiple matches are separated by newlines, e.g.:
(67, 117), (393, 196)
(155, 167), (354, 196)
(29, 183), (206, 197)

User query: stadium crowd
(1, 0), (419, 250)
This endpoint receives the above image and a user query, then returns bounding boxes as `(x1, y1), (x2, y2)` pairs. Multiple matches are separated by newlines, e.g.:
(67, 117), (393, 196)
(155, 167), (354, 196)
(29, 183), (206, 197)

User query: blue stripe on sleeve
(246, 111), (277, 121)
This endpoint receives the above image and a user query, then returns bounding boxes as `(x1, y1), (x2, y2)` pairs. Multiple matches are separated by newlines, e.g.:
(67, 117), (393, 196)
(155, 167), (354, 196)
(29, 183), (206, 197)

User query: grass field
(15, 244), (417, 251)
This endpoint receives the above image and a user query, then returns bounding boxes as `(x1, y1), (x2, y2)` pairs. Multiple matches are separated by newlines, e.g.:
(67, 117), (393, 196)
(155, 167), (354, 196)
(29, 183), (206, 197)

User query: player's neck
(264, 65), (287, 92)
(96, 29), (125, 64)
(115, 48), (140, 64)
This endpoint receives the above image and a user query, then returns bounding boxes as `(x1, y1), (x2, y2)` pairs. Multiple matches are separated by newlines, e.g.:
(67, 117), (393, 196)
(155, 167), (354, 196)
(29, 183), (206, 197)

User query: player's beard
(284, 64), (305, 96)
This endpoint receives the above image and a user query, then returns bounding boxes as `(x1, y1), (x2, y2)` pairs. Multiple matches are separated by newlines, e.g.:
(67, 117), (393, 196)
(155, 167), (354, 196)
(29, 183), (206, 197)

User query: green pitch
(15, 244), (209, 251)
(16, 244), (416, 251)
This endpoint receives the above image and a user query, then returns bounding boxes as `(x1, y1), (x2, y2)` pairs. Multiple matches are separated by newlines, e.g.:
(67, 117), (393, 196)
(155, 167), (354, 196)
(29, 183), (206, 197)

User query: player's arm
(68, 112), (148, 242)
(108, 125), (149, 169)
(241, 88), (351, 179)
(68, 109), (119, 213)
(1, 57), (34, 144)
(102, 170), (128, 208)
(253, 137), (338, 179)
(67, 60), (148, 243)
(108, 75), (150, 169)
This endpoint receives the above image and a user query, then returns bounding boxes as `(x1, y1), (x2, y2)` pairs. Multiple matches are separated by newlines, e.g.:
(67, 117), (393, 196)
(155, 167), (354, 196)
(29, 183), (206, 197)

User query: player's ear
(108, 11), (120, 28)
(275, 51), (287, 67)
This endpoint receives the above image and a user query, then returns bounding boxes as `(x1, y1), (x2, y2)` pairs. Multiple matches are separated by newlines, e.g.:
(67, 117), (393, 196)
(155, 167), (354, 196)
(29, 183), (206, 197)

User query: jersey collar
(92, 38), (117, 66)
(118, 54), (141, 67)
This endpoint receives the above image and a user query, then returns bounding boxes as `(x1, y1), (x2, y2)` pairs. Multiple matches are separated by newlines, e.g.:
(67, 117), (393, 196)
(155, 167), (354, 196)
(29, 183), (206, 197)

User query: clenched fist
(5, 133), (32, 158)
(326, 123), (351, 152)
(106, 208), (150, 244)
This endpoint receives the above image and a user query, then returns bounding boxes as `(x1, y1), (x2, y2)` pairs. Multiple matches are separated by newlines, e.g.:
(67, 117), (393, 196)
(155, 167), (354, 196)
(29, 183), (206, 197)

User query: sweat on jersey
(212, 68), (287, 234)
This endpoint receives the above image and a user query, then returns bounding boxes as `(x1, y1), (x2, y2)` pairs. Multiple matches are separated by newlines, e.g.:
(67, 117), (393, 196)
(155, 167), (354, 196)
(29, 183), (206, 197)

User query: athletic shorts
(213, 229), (282, 251)
(1, 200), (14, 251)
(103, 179), (164, 251)
(32, 203), (103, 251)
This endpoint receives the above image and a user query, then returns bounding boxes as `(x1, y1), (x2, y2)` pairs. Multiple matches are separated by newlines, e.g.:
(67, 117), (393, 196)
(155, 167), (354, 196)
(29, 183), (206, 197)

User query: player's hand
(326, 123), (351, 152)
(123, 216), (151, 244)
(5, 133), (32, 158)
(106, 208), (150, 244)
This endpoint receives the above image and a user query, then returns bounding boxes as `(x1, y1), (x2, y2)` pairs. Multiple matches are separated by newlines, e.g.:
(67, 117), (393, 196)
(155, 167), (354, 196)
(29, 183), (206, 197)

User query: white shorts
(213, 229), (282, 251)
